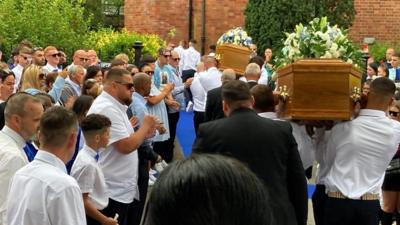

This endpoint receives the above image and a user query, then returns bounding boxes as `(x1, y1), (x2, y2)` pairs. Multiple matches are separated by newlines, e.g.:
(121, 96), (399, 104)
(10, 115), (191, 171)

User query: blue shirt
(147, 84), (170, 142)
(24, 76), (65, 102)
(153, 61), (174, 89)
(129, 92), (153, 146)
(388, 67), (400, 81)
(168, 65), (186, 113)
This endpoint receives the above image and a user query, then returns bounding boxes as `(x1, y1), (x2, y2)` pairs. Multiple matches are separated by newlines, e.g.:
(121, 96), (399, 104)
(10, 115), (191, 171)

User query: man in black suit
(204, 68), (236, 122)
(192, 80), (308, 225)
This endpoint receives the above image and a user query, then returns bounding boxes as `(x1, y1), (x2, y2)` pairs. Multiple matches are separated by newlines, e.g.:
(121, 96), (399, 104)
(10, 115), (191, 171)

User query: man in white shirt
(87, 68), (157, 225)
(43, 46), (62, 73)
(11, 46), (32, 92)
(324, 77), (400, 225)
(0, 93), (43, 225)
(198, 55), (222, 93)
(7, 106), (83, 225)
(190, 69), (207, 135)
(182, 39), (201, 82)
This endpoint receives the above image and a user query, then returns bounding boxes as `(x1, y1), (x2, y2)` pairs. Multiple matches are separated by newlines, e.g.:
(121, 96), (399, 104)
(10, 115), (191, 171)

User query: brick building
(124, 0), (400, 54)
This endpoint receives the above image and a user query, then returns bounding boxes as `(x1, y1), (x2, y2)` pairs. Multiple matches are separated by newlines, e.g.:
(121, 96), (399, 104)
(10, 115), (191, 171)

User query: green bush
(0, 0), (89, 60)
(368, 42), (400, 63)
(244, 0), (356, 55)
(83, 28), (166, 62)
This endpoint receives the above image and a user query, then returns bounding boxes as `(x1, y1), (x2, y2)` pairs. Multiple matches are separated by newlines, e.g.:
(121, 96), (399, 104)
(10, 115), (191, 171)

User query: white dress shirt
(258, 112), (278, 120)
(190, 73), (206, 112)
(7, 151), (86, 225)
(87, 91), (139, 203)
(325, 109), (400, 199)
(42, 63), (61, 74)
(11, 64), (23, 93)
(71, 145), (109, 210)
(198, 67), (222, 93)
(0, 126), (28, 225)
(182, 46), (200, 71)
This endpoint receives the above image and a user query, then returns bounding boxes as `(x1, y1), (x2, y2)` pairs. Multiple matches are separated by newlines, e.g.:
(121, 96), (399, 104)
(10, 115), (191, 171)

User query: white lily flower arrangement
(276, 17), (362, 69)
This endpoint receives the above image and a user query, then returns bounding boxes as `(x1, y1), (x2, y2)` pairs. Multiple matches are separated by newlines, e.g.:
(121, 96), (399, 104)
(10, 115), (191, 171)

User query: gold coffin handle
(278, 85), (289, 102)
(350, 86), (361, 103)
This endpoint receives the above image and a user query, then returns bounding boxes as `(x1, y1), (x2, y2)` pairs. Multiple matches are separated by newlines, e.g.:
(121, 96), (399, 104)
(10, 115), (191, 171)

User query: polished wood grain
(277, 59), (362, 120)
(216, 44), (251, 75)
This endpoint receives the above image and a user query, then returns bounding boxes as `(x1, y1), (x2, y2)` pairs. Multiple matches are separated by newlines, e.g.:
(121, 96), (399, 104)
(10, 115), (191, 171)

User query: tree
(0, 0), (90, 60)
(244, 0), (356, 54)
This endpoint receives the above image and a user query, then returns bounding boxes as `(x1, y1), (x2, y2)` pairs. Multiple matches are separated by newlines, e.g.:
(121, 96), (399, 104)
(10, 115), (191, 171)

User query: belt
(327, 192), (379, 201)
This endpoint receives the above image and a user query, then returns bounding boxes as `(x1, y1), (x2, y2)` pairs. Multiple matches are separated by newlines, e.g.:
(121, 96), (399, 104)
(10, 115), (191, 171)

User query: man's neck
(48, 62), (58, 68)
(86, 141), (100, 152)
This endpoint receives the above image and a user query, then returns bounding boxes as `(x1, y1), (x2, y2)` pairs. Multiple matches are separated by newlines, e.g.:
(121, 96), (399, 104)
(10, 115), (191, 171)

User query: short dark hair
(248, 56), (264, 68)
(81, 114), (111, 136)
(105, 68), (130, 82)
(222, 80), (252, 105)
(0, 69), (15, 83)
(251, 84), (275, 112)
(144, 154), (272, 225)
(370, 77), (396, 99)
(368, 62), (378, 74)
(40, 106), (78, 147)
(110, 59), (126, 67)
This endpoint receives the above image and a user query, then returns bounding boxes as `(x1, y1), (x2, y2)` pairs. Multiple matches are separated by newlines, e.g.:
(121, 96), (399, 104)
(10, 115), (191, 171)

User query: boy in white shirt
(71, 114), (118, 225)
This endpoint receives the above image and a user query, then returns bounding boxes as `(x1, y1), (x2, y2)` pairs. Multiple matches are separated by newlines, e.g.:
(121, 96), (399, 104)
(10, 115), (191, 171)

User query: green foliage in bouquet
(275, 17), (362, 69)
(83, 28), (166, 63)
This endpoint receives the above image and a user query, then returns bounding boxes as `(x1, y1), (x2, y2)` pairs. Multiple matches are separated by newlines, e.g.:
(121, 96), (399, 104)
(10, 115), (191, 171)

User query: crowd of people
(0, 37), (399, 225)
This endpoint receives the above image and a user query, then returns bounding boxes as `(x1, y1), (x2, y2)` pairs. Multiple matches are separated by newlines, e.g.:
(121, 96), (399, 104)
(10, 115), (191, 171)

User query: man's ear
(222, 100), (229, 117)
(250, 95), (255, 108)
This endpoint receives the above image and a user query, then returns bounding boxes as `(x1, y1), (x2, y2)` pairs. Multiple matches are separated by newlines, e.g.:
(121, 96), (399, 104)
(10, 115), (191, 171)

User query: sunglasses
(51, 53), (61, 58)
(145, 71), (154, 75)
(80, 58), (89, 62)
(115, 81), (134, 90)
(21, 55), (32, 61)
(389, 111), (399, 117)
(172, 57), (180, 61)
(163, 54), (171, 58)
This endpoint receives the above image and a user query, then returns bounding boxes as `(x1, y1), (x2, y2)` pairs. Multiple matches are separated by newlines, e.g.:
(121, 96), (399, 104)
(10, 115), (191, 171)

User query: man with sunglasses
(68, 49), (89, 70)
(43, 46), (62, 73)
(11, 46), (32, 93)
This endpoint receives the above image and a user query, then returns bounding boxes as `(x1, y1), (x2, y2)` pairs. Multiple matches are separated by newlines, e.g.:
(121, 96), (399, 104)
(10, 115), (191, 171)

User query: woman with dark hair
(0, 69), (15, 103)
(65, 95), (95, 173)
(86, 65), (103, 83)
(144, 154), (273, 225)
(378, 64), (390, 78)
(367, 62), (379, 80)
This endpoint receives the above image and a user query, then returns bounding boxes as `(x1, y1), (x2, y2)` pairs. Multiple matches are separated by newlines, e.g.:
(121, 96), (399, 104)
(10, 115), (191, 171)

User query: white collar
(359, 109), (386, 117)
(34, 151), (67, 174)
(258, 112), (278, 119)
(2, 125), (26, 149)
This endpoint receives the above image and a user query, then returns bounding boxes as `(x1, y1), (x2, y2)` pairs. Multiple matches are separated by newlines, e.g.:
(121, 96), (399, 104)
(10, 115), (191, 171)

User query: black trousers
(153, 140), (170, 163)
(100, 198), (130, 225)
(324, 197), (380, 225)
(193, 111), (205, 135)
(163, 112), (180, 163)
(312, 184), (327, 225)
(182, 69), (196, 103)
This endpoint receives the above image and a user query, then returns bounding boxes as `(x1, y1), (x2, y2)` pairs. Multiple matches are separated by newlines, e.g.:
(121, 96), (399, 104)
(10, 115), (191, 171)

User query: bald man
(69, 50), (89, 69)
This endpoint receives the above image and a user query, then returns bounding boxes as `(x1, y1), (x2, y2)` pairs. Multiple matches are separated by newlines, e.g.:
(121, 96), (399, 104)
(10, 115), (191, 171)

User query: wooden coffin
(276, 59), (362, 120)
(216, 44), (251, 75)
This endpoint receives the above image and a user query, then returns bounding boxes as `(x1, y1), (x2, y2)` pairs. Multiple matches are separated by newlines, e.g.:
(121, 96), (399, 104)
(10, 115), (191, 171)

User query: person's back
(7, 106), (85, 225)
(193, 80), (307, 225)
(8, 153), (84, 225)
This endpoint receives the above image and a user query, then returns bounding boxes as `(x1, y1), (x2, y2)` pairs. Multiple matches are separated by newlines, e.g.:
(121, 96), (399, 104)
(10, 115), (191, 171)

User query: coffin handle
(350, 86), (361, 103)
(278, 85), (289, 102)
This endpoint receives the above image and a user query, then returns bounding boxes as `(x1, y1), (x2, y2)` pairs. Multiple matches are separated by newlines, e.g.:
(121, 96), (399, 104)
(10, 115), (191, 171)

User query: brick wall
(349, 0), (400, 44)
(125, 0), (400, 53)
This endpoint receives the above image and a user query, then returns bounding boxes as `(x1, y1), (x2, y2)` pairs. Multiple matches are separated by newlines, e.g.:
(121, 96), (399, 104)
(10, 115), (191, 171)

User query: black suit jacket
(247, 80), (258, 89)
(204, 86), (224, 122)
(192, 108), (308, 225)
